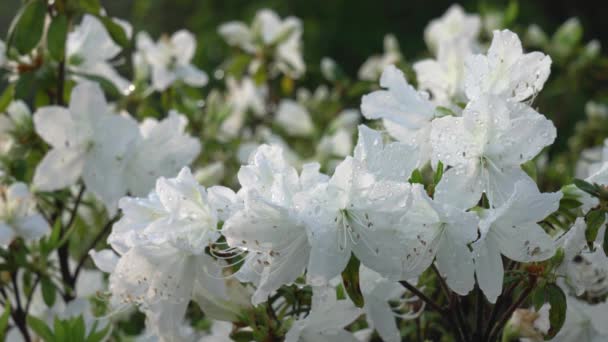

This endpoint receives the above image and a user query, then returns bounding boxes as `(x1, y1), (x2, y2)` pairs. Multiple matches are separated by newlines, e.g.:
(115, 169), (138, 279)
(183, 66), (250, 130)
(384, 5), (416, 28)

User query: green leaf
(409, 169), (424, 185)
(75, 0), (102, 14)
(0, 84), (15, 113)
(545, 283), (567, 339)
(558, 198), (582, 210)
(47, 15), (69, 61)
(573, 178), (599, 197)
(530, 285), (545, 311)
(521, 160), (537, 182)
(14, 71), (36, 100)
(435, 106), (456, 117)
(585, 209), (605, 245)
(433, 161), (444, 185)
(41, 276), (57, 307)
(54, 317), (66, 342)
(86, 321), (111, 342)
(7, 0), (47, 55)
(27, 315), (55, 342)
(97, 16), (129, 48)
(341, 254), (364, 307)
(70, 316), (87, 341)
(0, 300), (11, 341)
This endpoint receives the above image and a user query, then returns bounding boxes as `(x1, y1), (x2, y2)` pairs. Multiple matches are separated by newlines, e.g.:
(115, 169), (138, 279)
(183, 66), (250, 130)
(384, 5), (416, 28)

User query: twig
(488, 281), (535, 341)
(73, 214), (119, 282)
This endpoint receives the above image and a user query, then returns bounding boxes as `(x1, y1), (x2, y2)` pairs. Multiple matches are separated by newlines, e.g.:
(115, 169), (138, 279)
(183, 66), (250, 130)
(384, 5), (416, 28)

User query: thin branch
(488, 281), (535, 341)
(399, 280), (466, 342)
(73, 214), (119, 282)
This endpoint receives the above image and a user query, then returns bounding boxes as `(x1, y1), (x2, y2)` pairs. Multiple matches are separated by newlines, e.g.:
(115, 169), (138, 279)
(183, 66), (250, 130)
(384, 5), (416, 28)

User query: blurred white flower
(67, 15), (132, 95)
(136, 30), (208, 91)
(424, 4), (481, 54)
(219, 9), (305, 78)
(358, 34), (401, 82)
(0, 182), (49, 247)
(275, 99), (314, 136)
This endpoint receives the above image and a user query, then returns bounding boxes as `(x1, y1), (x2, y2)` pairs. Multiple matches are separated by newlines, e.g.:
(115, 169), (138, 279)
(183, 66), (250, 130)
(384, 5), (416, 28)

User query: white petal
(365, 298), (400, 342)
(0, 223), (15, 247)
(494, 222), (556, 262)
(473, 238), (503, 303)
(33, 148), (85, 191)
(436, 233), (475, 295)
(15, 214), (49, 241)
(89, 249), (119, 273)
(175, 64), (209, 87)
(354, 125), (418, 182)
(361, 65), (435, 129)
(68, 82), (110, 121)
(434, 166), (482, 210)
(33, 106), (77, 148)
(171, 30), (197, 63)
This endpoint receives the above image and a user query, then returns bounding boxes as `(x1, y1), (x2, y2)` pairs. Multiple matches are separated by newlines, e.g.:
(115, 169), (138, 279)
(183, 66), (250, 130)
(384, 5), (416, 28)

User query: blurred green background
(1, 0), (607, 75)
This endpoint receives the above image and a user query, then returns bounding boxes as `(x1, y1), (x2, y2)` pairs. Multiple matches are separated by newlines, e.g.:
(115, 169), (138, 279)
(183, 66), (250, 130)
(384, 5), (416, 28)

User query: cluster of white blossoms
(3, 2), (608, 341)
(32, 82), (200, 211)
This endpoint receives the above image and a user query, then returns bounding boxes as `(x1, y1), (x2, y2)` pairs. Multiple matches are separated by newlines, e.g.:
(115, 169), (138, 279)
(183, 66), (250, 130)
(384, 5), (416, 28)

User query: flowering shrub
(1, 1), (608, 341)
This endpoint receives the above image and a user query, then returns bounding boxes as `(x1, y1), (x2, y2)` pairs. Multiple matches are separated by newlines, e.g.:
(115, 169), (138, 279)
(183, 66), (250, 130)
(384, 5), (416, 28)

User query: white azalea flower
(358, 34), (402, 81)
(424, 4), (481, 53)
(0, 100), (32, 154)
(33, 82), (139, 208)
(473, 180), (561, 303)
(285, 287), (362, 342)
(136, 30), (208, 91)
(67, 15), (132, 95)
(551, 296), (608, 341)
(125, 111), (201, 196)
(359, 266), (421, 342)
(96, 168), (234, 340)
(361, 65), (436, 165)
(275, 100), (314, 136)
(464, 30), (551, 102)
(407, 183), (479, 295)
(414, 38), (474, 105)
(0, 182), (49, 247)
(317, 109), (360, 160)
(430, 95), (556, 207)
(298, 125), (420, 284)
(223, 145), (323, 304)
(219, 9), (305, 78)
(33, 83), (200, 211)
(556, 218), (608, 297)
(219, 77), (267, 139)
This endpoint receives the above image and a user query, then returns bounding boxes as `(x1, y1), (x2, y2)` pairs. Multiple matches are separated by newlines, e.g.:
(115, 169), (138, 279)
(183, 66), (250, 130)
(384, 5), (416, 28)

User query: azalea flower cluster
(1, 2), (608, 342)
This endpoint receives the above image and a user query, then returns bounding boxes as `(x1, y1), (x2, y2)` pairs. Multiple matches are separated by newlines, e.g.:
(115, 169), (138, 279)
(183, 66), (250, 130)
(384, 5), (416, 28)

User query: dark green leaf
(54, 317), (66, 342)
(97, 16), (129, 48)
(434, 161), (444, 185)
(7, 0), (47, 55)
(341, 254), (364, 307)
(573, 178), (600, 197)
(545, 283), (567, 339)
(15, 71), (36, 100)
(86, 321), (111, 342)
(503, 0), (519, 26)
(435, 106), (456, 117)
(41, 276), (57, 307)
(585, 209), (605, 245)
(47, 15), (69, 61)
(28, 315), (54, 342)
(559, 198), (582, 210)
(530, 285), (545, 311)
